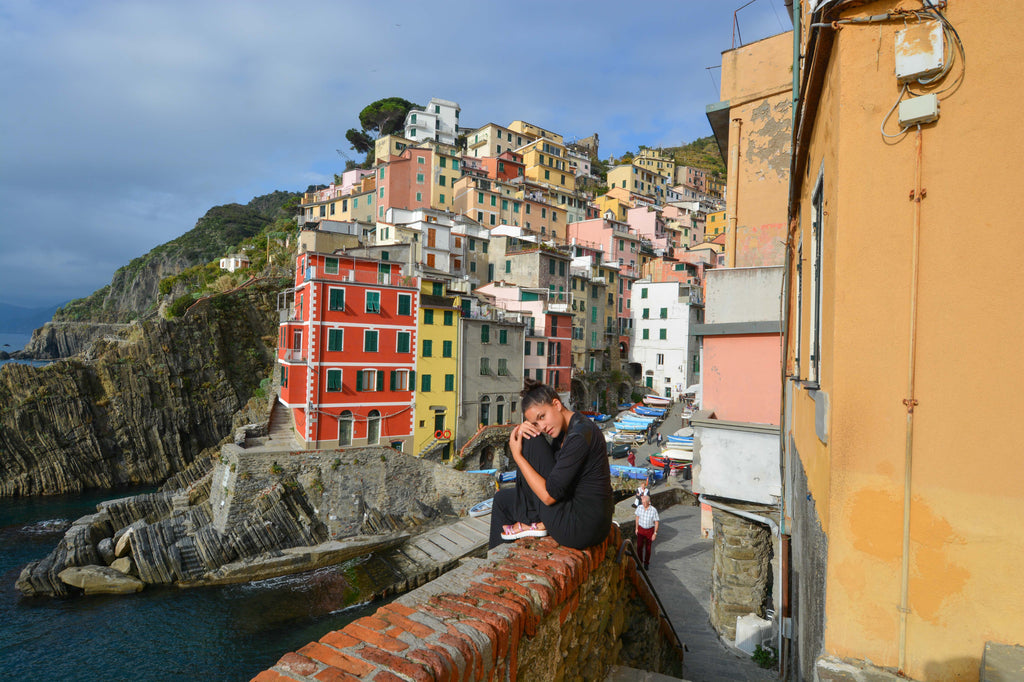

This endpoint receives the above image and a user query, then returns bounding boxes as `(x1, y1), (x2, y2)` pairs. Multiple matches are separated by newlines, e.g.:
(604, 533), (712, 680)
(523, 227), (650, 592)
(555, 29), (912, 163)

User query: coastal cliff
(21, 191), (298, 359)
(0, 282), (282, 497)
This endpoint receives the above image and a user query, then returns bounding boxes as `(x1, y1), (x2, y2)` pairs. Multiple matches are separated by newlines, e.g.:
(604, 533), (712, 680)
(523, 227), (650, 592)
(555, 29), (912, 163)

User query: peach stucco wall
(786, 2), (1024, 678)
(703, 334), (781, 425)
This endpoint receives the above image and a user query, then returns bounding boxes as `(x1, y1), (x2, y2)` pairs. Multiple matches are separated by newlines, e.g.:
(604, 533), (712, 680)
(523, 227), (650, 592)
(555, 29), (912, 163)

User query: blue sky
(0, 0), (790, 308)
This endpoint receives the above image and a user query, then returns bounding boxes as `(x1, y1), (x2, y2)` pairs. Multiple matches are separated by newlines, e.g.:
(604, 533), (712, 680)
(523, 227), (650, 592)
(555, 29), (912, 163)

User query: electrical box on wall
(899, 94), (940, 126)
(895, 21), (945, 82)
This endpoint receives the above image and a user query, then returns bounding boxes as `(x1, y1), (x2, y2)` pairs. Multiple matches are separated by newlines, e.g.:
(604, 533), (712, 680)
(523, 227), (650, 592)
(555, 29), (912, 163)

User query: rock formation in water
(0, 282), (282, 497)
(17, 443), (493, 598)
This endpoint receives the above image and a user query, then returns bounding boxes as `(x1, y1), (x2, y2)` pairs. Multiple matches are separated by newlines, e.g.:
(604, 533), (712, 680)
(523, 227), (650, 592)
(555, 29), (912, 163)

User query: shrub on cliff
(166, 294), (195, 319)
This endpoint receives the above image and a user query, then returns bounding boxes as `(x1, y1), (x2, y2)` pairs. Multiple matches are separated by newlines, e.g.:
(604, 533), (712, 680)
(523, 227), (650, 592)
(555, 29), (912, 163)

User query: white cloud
(0, 0), (790, 307)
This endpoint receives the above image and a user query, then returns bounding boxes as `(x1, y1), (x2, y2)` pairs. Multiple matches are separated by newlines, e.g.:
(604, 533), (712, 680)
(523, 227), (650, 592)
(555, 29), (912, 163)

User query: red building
(545, 310), (573, 392)
(278, 251), (418, 450)
(480, 151), (524, 183)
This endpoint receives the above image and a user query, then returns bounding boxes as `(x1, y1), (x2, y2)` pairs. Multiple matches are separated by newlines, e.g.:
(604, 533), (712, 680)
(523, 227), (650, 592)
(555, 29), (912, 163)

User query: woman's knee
(521, 434), (557, 473)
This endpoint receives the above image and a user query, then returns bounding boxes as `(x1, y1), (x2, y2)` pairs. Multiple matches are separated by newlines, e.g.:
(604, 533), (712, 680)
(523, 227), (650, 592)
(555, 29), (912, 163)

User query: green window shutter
(397, 332), (409, 353)
(424, 309), (434, 324)
(421, 374), (431, 392)
(499, 329), (507, 344)
(481, 325), (490, 343)
(398, 295), (410, 316)
(327, 370), (342, 391)
(328, 329), (343, 351)
(482, 242), (488, 253)
(409, 370), (415, 387)
(390, 370), (397, 390)
(444, 310), (453, 325)
(445, 374), (454, 391)
(423, 339), (432, 357)
(356, 371), (363, 391)
(443, 340), (452, 357)
(433, 283), (443, 296)
(329, 289), (345, 311)
(660, 329), (667, 340)
(376, 370), (384, 391)
(505, 261), (511, 273)
(643, 329), (650, 340)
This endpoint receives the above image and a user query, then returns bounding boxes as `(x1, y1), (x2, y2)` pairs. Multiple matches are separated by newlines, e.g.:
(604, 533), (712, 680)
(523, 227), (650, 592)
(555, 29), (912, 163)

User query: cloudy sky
(0, 0), (790, 309)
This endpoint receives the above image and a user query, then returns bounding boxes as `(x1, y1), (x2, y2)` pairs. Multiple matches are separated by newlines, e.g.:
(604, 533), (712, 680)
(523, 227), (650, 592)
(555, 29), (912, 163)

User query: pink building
(626, 205), (674, 255)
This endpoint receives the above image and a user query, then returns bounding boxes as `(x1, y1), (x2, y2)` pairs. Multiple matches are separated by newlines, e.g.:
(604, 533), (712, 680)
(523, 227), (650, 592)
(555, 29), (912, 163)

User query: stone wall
(254, 525), (684, 681)
(710, 507), (773, 641)
(789, 442), (828, 682)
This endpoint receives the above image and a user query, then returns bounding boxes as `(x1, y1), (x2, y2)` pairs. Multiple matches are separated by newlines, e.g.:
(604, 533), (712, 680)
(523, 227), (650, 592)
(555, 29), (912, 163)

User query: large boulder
(110, 557), (134, 575)
(58, 565), (144, 595)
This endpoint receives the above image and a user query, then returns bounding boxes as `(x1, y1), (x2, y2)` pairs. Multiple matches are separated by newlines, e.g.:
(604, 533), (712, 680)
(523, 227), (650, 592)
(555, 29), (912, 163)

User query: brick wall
(253, 524), (683, 681)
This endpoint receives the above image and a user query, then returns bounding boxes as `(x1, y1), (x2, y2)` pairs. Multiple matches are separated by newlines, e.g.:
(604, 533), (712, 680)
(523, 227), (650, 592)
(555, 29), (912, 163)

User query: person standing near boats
(488, 380), (614, 550)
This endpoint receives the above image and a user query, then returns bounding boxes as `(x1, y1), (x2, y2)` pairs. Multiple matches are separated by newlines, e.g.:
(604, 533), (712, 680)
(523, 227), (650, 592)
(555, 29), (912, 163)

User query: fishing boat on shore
(468, 498), (493, 517)
(642, 394), (672, 407)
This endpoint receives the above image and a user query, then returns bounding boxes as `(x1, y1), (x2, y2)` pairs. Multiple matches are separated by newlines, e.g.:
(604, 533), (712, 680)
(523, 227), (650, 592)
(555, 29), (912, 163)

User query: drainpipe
(726, 118), (742, 267)
(898, 124), (925, 675)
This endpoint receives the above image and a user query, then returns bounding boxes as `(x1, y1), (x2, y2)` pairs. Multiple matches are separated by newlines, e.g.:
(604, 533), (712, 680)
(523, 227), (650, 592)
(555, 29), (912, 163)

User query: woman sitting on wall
(488, 379), (614, 550)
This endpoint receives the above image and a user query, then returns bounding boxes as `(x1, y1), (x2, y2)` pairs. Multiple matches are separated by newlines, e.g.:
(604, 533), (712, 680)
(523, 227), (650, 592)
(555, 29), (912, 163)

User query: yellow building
(507, 120), (563, 145)
(374, 133), (412, 165)
(784, 3), (1024, 680)
(413, 278), (461, 459)
(520, 138), (575, 194)
(595, 188), (632, 223)
(705, 210), (726, 237)
(607, 162), (672, 202)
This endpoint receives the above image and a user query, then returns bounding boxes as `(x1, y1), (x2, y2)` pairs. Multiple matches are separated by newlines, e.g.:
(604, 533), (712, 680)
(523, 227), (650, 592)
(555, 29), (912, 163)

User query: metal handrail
(616, 535), (686, 660)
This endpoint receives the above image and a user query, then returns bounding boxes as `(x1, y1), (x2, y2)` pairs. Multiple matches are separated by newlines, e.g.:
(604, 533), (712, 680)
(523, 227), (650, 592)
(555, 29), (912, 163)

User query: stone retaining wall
(710, 507), (773, 641)
(253, 524), (683, 681)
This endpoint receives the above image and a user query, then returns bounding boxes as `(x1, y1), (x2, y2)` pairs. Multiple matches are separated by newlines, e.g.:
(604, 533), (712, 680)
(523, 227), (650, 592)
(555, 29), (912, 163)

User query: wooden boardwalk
(379, 514), (491, 594)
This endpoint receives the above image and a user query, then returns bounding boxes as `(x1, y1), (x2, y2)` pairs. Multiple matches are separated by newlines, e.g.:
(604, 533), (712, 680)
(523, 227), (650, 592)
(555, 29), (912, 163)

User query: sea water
(0, 490), (381, 681)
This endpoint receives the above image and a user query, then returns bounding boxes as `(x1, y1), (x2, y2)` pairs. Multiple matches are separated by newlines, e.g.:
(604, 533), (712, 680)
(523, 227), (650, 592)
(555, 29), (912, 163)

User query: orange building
(784, 2), (1024, 680)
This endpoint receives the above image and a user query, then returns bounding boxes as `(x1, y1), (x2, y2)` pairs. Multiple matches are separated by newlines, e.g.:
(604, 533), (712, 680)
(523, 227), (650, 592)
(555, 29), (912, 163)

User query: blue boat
(610, 465), (663, 481)
(498, 470), (518, 483)
(583, 412), (612, 423)
(466, 468), (498, 475)
(633, 406), (667, 417)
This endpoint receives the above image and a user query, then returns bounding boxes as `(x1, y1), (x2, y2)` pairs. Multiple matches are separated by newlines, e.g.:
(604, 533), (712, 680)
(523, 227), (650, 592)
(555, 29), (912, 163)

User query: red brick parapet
(253, 523), (682, 681)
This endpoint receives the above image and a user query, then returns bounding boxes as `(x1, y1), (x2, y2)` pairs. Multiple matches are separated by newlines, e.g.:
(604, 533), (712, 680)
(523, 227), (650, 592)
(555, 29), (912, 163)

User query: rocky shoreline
(17, 440), (493, 599)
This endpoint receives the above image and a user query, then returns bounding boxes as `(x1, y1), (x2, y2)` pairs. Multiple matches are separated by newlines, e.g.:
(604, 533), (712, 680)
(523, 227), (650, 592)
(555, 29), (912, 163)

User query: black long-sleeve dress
(488, 412), (613, 550)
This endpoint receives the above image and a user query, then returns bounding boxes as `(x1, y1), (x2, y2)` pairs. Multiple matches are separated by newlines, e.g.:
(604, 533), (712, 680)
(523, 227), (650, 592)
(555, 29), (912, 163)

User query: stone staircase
(266, 400), (299, 445)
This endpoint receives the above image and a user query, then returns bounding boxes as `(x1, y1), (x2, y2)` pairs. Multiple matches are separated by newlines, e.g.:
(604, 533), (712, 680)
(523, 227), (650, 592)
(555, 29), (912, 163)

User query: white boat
(660, 448), (693, 461)
(643, 395), (672, 407)
(469, 498), (493, 517)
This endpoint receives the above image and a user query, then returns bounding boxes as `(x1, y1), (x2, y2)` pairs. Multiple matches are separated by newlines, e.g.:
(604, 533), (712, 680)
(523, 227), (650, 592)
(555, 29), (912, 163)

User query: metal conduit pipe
(726, 118), (742, 267)
(898, 124), (925, 675)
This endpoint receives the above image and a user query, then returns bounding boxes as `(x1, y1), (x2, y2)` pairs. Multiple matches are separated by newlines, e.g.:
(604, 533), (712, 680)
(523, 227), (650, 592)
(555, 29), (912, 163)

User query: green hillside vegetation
(663, 136), (726, 178)
(56, 191), (300, 322)
(609, 135), (725, 179)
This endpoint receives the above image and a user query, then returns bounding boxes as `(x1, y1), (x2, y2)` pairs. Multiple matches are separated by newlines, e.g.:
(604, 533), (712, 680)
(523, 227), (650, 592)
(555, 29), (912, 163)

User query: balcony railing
(281, 348), (306, 362)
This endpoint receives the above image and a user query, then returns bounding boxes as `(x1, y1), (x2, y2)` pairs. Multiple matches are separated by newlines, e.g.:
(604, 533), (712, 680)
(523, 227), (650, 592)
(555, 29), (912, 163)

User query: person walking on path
(626, 448), (636, 467)
(656, 432), (663, 447)
(634, 494), (659, 570)
(634, 491), (659, 565)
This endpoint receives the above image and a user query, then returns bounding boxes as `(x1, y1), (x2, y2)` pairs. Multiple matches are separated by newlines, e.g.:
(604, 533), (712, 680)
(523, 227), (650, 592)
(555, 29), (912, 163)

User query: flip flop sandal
(501, 522), (548, 540)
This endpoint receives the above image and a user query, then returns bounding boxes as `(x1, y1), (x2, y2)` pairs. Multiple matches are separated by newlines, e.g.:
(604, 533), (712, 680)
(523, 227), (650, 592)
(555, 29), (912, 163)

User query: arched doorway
(338, 410), (353, 446)
(367, 410), (381, 445)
